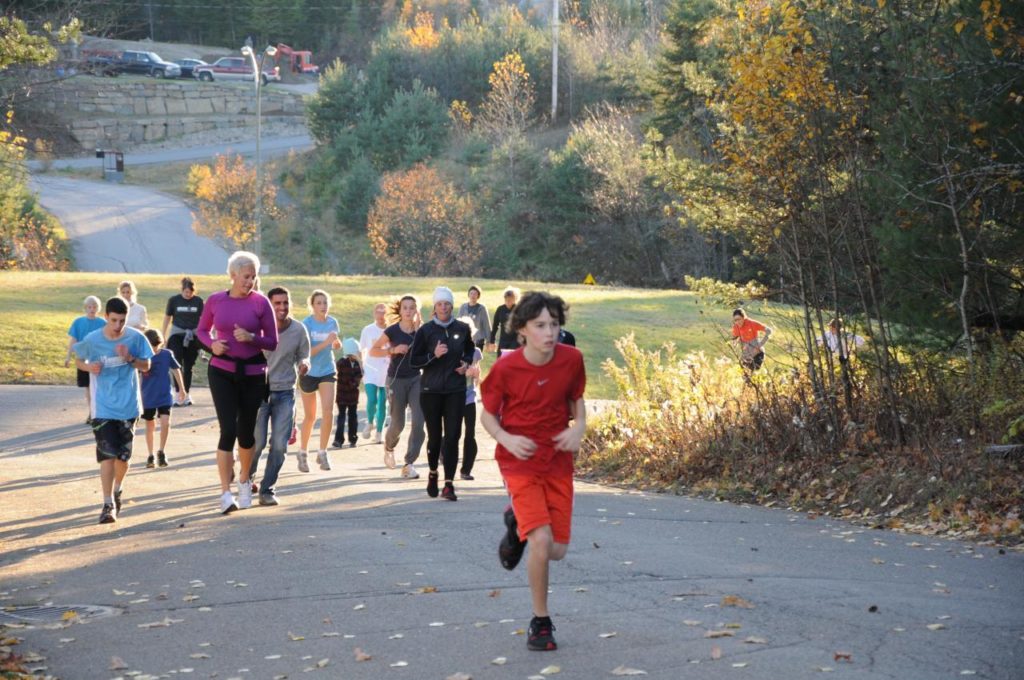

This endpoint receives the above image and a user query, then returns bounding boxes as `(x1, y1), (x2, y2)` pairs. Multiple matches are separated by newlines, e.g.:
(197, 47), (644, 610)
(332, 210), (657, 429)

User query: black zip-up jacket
(409, 319), (475, 394)
(489, 304), (518, 350)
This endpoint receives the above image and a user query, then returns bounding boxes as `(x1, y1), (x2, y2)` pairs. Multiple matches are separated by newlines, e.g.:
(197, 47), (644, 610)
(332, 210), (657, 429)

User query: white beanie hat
(432, 286), (454, 306)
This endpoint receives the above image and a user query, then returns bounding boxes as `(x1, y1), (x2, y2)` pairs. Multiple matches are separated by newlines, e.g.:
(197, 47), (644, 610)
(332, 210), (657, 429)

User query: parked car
(119, 50), (181, 78)
(193, 57), (281, 85)
(176, 58), (208, 79)
(81, 52), (124, 76)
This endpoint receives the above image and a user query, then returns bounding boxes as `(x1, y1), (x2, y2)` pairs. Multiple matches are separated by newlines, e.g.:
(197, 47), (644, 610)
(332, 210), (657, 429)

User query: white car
(194, 57), (281, 85)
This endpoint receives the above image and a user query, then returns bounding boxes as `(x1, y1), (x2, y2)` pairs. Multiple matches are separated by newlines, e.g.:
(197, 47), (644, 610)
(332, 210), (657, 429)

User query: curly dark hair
(508, 291), (568, 341)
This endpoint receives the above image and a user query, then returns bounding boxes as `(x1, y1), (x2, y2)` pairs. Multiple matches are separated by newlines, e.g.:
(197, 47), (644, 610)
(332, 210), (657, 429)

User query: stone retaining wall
(33, 78), (307, 149)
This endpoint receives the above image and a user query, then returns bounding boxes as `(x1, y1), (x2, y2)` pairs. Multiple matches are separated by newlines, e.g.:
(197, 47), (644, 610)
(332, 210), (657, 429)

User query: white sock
(104, 496), (114, 505)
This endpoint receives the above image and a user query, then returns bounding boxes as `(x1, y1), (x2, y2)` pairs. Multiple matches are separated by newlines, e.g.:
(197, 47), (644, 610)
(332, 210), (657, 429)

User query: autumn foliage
(366, 163), (480, 276)
(187, 154), (279, 250)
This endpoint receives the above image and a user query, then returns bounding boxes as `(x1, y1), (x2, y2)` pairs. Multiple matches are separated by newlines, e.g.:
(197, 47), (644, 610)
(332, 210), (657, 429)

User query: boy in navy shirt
(141, 329), (186, 468)
(73, 297), (154, 523)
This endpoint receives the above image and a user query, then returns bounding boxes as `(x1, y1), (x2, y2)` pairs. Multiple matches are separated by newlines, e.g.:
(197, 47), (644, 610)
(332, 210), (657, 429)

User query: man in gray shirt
(249, 286), (311, 505)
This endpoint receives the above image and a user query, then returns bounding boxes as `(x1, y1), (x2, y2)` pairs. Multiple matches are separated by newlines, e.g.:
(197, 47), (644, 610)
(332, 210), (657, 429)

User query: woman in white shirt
(119, 280), (149, 330)
(359, 303), (390, 444)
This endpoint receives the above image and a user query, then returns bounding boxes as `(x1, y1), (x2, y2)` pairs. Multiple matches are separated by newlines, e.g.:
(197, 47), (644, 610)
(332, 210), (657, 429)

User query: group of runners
(66, 250), (586, 652)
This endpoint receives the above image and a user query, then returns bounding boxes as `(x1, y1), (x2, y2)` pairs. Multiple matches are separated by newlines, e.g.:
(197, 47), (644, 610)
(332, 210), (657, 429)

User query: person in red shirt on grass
(731, 308), (772, 371)
(480, 291), (586, 652)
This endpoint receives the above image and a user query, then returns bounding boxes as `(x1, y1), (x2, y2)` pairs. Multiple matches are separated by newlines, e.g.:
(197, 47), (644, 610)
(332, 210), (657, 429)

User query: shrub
(366, 163), (481, 276)
(187, 155), (279, 250)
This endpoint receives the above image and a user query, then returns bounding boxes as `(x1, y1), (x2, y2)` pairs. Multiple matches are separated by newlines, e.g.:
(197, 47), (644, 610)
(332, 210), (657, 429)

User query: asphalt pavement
(30, 175), (229, 274)
(1, 385), (1021, 679)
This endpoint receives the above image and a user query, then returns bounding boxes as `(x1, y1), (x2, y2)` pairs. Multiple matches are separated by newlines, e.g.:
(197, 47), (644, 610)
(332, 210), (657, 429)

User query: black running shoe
(440, 482), (457, 501)
(527, 616), (557, 651)
(157, 451), (168, 467)
(426, 471), (439, 498)
(98, 504), (116, 524)
(460, 472), (474, 480)
(499, 506), (527, 570)
(145, 455), (155, 469)
(114, 489), (123, 513)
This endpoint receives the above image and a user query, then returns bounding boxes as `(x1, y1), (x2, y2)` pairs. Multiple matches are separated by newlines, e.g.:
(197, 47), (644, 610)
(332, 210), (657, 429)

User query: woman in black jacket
(410, 286), (476, 501)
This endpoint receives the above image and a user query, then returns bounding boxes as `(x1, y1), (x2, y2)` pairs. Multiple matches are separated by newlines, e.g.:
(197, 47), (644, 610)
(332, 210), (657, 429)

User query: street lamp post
(240, 44), (277, 270)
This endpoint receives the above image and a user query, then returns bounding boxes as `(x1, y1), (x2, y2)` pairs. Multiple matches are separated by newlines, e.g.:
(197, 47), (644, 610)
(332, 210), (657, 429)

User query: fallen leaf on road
(833, 652), (852, 662)
(721, 595), (754, 609)
(446, 674), (472, 680)
(489, 589), (501, 598)
(817, 667), (834, 672)
(265, 654), (281, 660)
(540, 666), (561, 675)
(61, 611), (78, 621)
(110, 656), (128, 670)
(599, 632), (618, 638)
(353, 604), (366, 611)
(353, 648), (372, 662)
(491, 657), (507, 665)
(429, 622), (445, 627)
(744, 637), (768, 645)
(183, 595), (199, 602)
(926, 623), (946, 631)
(390, 633), (404, 639)
(417, 586), (438, 594)
(683, 620), (702, 627)
(288, 632), (305, 641)
(321, 632), (340, 637)
(711, 646), (722, 660)
(190, 653), (210, 659)
(390, 661), (408, 667)
(960, 671), (977, 675)
(725, 623), (742, 629)
(316, 658), (329, 668)
(732, 662), (748, 668)
(611, 667), (648, 676)
(705, 630), (735, 639)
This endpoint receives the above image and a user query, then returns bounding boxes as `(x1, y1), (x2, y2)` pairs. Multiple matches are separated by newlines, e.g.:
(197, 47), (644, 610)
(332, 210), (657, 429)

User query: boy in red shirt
(480, 291), (586, 652)
(731, 308), (772, 371)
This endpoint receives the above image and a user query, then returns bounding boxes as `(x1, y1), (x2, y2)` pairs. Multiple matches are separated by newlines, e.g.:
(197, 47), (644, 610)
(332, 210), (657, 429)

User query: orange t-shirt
(732, 318), (766, 344)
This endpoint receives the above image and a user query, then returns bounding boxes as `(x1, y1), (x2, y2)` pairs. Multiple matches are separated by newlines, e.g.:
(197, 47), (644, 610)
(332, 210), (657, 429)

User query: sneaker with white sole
(384, 448), (396, 469)
(296, 451), (310, 473)
(238, 482), (253, 509)
(401, 463), (420, 479)
(220, 491), (239, 514)
(373, 430), (383, 444)
(317, 450), (332, 471)
(361, 424), (373, 439)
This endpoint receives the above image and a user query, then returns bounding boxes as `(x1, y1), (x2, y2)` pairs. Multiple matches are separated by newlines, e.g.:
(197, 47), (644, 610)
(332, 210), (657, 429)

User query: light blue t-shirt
(68, 315), (106, 342)
(303, 315), (341, 378)
(73, 327), (154, 420)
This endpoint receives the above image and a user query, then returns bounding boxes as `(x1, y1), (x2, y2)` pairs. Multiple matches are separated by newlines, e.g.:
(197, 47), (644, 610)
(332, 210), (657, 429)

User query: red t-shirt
(480, 344), (586, 476)
(732, 318), (766, 344)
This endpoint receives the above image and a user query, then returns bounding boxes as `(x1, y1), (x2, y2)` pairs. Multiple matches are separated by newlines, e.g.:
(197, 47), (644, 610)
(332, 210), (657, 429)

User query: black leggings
(461, 401), (477, 476)
(420, 390), (465, 481)
(208, 365), (266, 451)
(167, 333), (200, 393)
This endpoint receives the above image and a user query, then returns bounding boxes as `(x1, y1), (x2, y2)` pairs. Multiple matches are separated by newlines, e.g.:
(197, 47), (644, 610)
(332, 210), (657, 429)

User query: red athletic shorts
(504, 471), (574, 544)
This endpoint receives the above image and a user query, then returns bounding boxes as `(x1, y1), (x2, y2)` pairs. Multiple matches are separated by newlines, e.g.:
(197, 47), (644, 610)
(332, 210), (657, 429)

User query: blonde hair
(227, 250), (260, 276)
(458, 315), (477, 337)
(118, 280), (137, 302)
(307, 289), (331, 312)
(83, 295), (102, 310)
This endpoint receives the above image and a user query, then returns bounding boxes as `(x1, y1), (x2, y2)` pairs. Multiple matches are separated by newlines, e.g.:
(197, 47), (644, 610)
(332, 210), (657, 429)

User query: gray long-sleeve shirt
(457, 302), (490, 344)
(264, 318), (311, 392)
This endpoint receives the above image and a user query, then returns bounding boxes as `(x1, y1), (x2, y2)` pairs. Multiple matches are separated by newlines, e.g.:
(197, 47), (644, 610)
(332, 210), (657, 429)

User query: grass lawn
(0, 272), (797, 399)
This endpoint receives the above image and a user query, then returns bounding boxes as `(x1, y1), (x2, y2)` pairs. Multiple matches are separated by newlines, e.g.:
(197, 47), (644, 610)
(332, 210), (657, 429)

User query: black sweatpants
(420, 390), (465, 482)
(167, 333), (200, 393)
(334, 403), (358, 444)
(208, 365), (266, 451)
(461, 401), (477, 476)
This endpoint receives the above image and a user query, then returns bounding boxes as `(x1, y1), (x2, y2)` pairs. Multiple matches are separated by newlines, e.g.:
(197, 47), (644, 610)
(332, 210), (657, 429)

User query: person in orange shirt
(731, 308), (772, 371)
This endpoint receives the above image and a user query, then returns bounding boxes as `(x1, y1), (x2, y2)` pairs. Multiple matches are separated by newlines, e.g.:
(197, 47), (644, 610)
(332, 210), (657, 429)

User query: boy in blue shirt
(73, 297), (154, 524)
(141, 329), (187, 469)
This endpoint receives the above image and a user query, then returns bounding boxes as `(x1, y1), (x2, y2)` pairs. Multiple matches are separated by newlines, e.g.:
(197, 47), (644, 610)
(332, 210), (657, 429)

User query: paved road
(1, 385), (1021, 679)
(31, 134), (314, 171)
(30, 175), (229, 274)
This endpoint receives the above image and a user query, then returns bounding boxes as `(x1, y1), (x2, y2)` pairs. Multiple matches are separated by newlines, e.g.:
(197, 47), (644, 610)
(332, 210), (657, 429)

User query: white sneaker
(373, 430), (382, 444)
(183, 394), (193, 406)
(401, 463), (419, 479)
(238, 482), (252, 509)
(317, 450), (332, 471)
(297, 451), (310, 473)
(220, 491), (238, 514)
(361, 424), (373, 439)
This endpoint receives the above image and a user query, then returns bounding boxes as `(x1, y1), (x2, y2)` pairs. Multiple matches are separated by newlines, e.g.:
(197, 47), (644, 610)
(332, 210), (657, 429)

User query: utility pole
(551, 0), (559, 121)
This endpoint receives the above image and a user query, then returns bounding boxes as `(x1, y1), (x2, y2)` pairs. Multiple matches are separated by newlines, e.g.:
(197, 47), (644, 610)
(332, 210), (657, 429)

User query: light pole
(241, 44), (277, 270)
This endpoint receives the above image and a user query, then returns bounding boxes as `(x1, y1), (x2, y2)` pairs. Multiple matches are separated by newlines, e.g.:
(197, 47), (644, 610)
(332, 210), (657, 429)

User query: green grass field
(0, 272), (792, 399)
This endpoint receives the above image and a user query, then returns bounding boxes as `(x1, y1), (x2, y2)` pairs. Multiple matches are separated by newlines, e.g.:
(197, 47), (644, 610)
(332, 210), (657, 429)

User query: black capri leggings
(208, 365), (266, 452)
